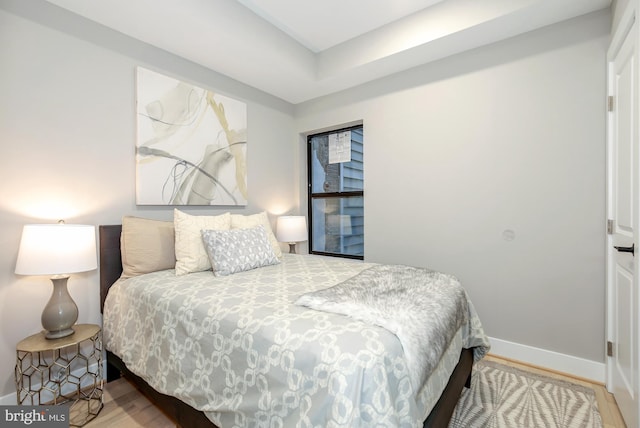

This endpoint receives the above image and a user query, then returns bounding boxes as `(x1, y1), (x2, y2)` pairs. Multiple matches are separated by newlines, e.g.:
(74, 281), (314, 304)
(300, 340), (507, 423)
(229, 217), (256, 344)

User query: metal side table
(15, 324), (104, 427)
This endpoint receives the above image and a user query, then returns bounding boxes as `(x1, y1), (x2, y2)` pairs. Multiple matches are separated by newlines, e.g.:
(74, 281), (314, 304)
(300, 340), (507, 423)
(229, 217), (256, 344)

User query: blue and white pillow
(201, 225), (280, 276)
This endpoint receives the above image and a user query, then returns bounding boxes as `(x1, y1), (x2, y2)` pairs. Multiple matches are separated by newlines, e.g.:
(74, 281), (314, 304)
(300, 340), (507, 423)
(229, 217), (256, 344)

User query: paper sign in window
(328, 131), (351, 164)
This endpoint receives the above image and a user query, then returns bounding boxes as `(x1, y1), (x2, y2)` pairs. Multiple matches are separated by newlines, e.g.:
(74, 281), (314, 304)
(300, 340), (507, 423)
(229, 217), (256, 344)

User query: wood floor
(85, 354), (627, 428)
(84, 376), (175, 428)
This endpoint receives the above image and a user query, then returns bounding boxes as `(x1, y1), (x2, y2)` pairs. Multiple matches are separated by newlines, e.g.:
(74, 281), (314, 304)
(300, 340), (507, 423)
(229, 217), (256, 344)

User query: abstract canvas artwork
(135, 67), (247, 205)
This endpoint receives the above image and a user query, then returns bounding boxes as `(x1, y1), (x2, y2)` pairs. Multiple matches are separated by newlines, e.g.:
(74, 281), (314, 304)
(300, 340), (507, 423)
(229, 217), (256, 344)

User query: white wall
(612, 0), (632, 31)
(0, 1), (297, 399)
(296, 10), (610, 365)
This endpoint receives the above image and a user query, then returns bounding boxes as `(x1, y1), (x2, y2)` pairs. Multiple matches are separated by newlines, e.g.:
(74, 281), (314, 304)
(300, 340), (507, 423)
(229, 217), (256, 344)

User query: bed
(99, 214), (490, 428)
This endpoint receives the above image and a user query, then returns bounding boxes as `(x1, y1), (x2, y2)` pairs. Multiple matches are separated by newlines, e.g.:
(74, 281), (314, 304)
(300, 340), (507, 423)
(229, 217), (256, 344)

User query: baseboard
(0, 392), (15, 406)
(488, 336), (606, 383)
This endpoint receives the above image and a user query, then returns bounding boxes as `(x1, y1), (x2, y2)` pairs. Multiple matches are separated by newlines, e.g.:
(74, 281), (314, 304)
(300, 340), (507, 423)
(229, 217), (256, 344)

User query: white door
(607, 8), (639, 428)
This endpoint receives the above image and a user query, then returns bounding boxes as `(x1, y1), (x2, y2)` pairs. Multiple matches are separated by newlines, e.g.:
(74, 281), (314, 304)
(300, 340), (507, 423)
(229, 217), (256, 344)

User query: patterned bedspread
(296, 265), (489, 391)
(103, 254), (490, 428)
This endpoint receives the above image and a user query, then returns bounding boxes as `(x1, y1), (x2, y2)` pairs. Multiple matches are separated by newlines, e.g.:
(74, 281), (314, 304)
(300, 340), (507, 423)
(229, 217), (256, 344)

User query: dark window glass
(308, 126), (363, 259)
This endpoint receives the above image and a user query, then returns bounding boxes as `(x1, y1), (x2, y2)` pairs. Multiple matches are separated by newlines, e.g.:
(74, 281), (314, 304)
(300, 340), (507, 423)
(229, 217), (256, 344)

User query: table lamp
(15, 223), (97, 339)
(276, 216), (308, 254)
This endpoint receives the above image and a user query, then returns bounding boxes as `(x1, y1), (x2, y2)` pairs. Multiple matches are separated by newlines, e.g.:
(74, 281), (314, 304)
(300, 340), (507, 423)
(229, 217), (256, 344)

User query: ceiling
(44, 0), (611, 104)
(234, 0), (448, 52)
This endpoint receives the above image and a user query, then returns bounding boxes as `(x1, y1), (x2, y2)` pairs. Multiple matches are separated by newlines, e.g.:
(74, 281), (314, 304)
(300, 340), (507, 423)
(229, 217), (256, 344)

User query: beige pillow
(231, 211), (282, 258)
(121, 216), (176, 278)
(174, 209), (231, 275)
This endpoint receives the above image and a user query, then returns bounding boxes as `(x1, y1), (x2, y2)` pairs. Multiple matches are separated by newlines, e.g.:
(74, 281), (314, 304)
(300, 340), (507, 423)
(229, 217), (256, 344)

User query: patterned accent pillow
(201, 225), (280, 276)
(174, 209), (231, 275)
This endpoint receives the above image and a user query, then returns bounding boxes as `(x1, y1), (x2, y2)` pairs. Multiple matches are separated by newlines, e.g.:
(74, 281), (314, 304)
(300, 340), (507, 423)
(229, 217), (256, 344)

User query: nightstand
(15, 324), (104, 427)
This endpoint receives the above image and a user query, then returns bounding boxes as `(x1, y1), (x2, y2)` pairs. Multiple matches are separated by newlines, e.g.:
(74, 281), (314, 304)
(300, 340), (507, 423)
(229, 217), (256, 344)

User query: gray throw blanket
(295, 264), (470, 391)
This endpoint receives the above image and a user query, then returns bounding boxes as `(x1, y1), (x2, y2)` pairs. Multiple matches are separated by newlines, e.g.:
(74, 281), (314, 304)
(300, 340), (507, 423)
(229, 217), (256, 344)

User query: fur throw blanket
(295, 264), (471, 391)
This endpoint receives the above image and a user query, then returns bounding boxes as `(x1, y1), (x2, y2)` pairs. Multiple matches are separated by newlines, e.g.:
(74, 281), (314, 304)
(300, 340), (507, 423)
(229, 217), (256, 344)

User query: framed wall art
(135, 67), (247, 205)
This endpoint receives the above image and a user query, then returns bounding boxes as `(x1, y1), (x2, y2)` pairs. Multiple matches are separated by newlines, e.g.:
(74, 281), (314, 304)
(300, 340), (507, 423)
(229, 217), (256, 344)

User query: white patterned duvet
(103, 254), (489, 428)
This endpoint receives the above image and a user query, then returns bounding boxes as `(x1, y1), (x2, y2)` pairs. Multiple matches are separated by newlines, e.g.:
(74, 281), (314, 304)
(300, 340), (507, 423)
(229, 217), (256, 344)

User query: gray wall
(296, 10), (610, 364)
(0, 0), (612, 401)
(0, 1), (297, 399)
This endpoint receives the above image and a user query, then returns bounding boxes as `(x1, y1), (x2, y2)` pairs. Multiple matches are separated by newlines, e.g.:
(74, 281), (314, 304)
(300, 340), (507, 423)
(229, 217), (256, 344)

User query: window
(308, 125), (364, 259)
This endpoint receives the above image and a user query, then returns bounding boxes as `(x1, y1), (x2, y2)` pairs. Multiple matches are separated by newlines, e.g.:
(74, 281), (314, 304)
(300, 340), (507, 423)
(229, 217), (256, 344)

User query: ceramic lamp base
(42, 275), (78, 340)
(45, 327), (75, 339)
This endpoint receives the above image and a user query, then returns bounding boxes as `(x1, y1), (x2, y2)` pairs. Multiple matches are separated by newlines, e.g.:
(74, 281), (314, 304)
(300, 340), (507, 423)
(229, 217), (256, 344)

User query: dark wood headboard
(99, 225), (122, 313)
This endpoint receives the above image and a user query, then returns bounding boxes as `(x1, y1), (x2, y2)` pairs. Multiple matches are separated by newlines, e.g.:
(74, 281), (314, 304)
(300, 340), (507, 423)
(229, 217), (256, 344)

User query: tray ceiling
(44, 0), (611, 104)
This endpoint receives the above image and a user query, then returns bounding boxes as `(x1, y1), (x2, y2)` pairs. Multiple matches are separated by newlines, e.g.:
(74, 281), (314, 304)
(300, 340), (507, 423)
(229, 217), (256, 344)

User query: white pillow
(201, 225), (280, 276)
(174, 209), (231, 275)
(231, 211), (282, 258)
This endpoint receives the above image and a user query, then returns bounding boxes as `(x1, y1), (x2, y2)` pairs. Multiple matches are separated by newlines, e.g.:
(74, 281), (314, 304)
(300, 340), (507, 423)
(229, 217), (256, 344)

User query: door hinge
(608, 95), (614, 112)
(607, 219), (614, 235)
(607, 341), (614, 357)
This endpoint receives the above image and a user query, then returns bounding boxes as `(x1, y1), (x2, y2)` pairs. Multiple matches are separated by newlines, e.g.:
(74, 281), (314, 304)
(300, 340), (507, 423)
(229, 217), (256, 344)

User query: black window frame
(307, 125), (364, 260)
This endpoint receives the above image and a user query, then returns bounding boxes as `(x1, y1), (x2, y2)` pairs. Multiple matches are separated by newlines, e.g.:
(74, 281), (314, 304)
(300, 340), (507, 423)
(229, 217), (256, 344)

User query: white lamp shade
(276, 216), (308, 243)
(15, 224), (97, 275)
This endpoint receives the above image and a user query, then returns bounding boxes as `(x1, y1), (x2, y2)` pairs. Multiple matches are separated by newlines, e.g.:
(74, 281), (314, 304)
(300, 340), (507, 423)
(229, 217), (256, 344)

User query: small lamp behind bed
(276, 216), (307, 254)
(15, 222), (97, 339)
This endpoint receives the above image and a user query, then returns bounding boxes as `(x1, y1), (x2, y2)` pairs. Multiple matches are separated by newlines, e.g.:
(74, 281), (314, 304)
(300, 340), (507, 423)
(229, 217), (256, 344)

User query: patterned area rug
(449, 360), (603, 428)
